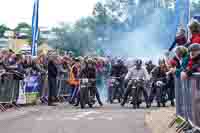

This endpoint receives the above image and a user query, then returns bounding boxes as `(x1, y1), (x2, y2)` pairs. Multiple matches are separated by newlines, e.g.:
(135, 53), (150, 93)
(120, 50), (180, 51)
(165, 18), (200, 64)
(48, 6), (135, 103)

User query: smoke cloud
(101, 2), (176, 64)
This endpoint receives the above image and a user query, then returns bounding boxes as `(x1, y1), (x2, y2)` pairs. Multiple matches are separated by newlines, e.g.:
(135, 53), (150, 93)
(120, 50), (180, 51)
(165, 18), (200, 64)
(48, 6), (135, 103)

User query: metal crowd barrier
(172, 73), (200, 132)
(190, 73), (200, 130)
(39, 75), (49, 104)
(0, 73), (20, 111)
(0, 73), (73, 111)
(56, 77), (71, 102)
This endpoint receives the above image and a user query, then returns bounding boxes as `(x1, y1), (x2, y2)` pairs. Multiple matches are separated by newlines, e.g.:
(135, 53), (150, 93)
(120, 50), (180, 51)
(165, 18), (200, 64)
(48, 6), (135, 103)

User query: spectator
(181, 44), (200, 80)
(169, 27), (187, 52)
(68, 58), (80, 104)
(174, 46), (190, 78)
(189, 20), (200, 44)
(48, 56), (58, 106)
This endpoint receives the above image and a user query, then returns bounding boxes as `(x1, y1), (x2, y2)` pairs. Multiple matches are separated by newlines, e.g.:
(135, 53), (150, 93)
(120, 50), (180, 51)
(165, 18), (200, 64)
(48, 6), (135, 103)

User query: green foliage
(14, 22), (31, 32)
(14, 22), (45, 46)
(49, 21), (98, 56)
(0, 24), (10, 37)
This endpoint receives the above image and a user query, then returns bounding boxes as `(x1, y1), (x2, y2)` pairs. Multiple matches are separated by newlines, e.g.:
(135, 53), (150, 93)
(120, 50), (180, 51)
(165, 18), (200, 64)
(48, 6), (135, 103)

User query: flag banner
(24, 75), (40, 104)
(175, 0), (190, 30)
(31, 0), (39, 56)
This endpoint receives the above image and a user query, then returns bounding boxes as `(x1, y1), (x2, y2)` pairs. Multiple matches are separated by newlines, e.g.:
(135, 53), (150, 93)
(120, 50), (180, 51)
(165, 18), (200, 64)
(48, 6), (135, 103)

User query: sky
(0, 0), (98, 28)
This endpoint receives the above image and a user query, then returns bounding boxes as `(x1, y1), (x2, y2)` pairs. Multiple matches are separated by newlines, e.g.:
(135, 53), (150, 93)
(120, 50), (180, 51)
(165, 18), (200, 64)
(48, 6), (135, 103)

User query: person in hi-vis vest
(68, 59), (80, 104)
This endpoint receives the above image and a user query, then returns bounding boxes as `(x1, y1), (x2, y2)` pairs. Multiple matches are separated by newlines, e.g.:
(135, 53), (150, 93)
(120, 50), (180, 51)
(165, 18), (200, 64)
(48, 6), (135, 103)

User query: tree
(14, 22), (31, 32)
(0, 24), (10, 37)
(14, 22), (32, 40)
(191, 0), (200, 16)
(48, 20), (98, 56)
(14, 22), (45, 46)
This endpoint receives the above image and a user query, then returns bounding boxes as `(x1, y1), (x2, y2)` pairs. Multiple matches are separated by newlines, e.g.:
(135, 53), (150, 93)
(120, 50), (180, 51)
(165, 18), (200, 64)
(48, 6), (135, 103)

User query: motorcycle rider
(145, 60), (156, 74)
(109, 58), (128, 103)
(75, 58), (103, 107)
(121, 59), (149, 108)
(149, 59), (168, 107)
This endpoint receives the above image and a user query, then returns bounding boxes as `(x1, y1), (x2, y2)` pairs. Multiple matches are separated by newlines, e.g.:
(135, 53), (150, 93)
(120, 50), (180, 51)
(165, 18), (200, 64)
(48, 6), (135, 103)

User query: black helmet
(135, 59), (142, 66)
(87, 58), (93, 64)
(148, 60), (153, 64)
(145, 60), (152, 65)
(188, 44), (200, 52)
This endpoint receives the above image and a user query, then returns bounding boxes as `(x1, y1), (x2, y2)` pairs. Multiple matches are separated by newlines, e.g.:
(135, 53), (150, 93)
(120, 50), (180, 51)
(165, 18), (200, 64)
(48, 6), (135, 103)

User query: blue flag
(31, 0), (39, 56)
(175, 0), (190, 31)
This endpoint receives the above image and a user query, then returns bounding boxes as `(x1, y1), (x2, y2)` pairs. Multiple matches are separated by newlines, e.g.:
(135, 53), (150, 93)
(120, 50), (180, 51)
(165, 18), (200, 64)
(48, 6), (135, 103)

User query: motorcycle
(127, 77), (145, 108)
(80, 78), (96, 109)
(154, 80), (167, 107)
(108, 77), (122, 103)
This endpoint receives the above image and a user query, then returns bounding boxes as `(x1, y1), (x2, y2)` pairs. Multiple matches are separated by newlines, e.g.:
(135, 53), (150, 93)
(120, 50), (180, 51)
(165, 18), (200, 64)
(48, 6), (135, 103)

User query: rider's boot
(118, 98), (121, 103)
(137, 103), (140, 109)
(121, 100), (126, 107)
(162, 102), (166, 107)
(146, 103), (150, 108)
(171, 101), (175, 107)
(157, 102), (161, 107)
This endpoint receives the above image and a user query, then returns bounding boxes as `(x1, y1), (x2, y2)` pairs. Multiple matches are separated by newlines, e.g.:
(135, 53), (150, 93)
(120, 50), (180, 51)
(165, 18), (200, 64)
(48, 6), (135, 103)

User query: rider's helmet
(117, 58), (123, 65)
(135, 59), (142, 69)
(148, 60), (153, 65)
(145, 60), (152, 65)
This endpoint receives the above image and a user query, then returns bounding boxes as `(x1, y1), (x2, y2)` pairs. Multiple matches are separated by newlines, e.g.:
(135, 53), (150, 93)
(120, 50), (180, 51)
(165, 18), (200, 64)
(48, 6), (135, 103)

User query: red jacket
(191, 33), (200, 44)
(185, 54), (200, 76)
(187, 57), (193, 70)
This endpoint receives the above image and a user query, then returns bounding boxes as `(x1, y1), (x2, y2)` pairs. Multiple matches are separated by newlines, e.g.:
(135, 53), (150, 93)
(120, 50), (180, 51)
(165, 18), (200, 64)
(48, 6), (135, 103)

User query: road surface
(0, 104), (152, 133)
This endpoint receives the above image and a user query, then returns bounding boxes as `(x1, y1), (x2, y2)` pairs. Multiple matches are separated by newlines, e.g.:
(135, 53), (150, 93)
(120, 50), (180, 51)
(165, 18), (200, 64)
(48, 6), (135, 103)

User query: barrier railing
(189, 73), (200, 131)
(170, 73), (200, 133)
(57, 77), (71, 102)
(0, 72), (73, 111)
(0, 73), (20, 111)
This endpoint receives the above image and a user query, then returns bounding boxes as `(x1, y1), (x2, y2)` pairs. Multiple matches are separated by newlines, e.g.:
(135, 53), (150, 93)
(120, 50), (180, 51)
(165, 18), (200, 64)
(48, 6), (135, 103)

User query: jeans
(70, 86), (79, 103)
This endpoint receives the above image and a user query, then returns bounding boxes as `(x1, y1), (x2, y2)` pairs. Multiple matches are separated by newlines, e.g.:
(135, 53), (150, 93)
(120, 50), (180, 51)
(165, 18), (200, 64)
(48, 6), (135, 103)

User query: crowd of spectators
(167, 19), (200, 80)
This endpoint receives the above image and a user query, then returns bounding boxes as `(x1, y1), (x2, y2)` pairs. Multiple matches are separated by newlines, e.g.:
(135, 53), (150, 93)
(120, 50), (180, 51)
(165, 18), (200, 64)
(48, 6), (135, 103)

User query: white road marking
(35, 110), (121, 121)
(100, 116), (113, 121)
(36, 117), (43, 121)
(71, 117), (79, 120)
(75, 111), (100, 118)
(87, 117), (95, 120)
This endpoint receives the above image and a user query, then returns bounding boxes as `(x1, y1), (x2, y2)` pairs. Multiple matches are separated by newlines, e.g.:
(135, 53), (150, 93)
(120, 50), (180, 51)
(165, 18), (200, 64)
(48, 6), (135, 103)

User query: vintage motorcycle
(80, 78), (96, 109)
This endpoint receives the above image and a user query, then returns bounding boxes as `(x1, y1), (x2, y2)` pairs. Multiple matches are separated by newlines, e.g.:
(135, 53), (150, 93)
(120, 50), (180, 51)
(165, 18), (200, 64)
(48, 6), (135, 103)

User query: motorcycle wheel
(80, 87), (87, 109)
(131, 89), (136, 109)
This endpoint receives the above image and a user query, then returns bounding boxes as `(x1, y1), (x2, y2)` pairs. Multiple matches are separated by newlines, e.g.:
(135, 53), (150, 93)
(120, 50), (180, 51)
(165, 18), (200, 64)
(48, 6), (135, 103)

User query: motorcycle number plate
(132, 86), (136, 89)
(111, 79), (115, 82)
(81, 85), (86, 88)
(82, 79), (88, 83)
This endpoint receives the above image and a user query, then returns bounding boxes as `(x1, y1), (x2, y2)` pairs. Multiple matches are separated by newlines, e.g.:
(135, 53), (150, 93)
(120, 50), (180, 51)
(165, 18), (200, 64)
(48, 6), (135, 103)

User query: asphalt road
(0, 103), (152, 133)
